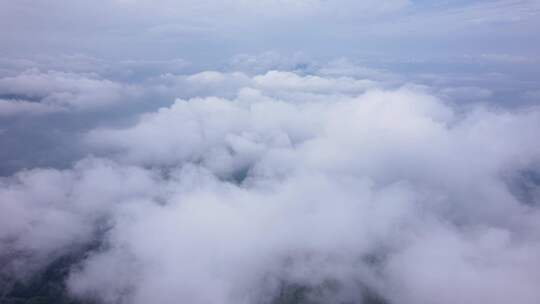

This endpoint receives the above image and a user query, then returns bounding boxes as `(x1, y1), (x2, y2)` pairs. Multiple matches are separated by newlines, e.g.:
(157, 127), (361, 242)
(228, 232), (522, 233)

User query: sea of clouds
(1, 55), (540, 304)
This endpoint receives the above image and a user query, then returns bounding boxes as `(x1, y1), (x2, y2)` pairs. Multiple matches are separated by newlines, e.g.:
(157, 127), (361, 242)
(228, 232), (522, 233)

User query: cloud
(229, 51), (315, 74)
(317, 58), (397, 82)
(1, 51), (540, 304)
(0, 69), (140, 115)
(0, 71), (526, 303)
(0, 99), (65, 116)
(253, 71), (377, 94)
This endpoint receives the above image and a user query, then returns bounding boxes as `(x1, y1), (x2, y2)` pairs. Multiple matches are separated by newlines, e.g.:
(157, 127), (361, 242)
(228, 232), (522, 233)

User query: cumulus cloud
(0, 158), (162, 281)
(0, 69), (140, 115)
(2, 68), (540, 304)
(253, 71), (377, 94)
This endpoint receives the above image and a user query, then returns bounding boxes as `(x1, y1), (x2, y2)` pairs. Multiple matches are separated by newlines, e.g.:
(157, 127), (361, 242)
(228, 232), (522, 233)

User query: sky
(2, 0), (540, 59)
(1, 1), (540, 304)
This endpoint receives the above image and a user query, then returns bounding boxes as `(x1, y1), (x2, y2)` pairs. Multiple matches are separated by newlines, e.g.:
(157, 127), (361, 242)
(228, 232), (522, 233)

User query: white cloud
(71, 72), (540, 303)
(0, 69), (140, 115)
(253, 71), (377, 94)
(2, 66), (540, 304)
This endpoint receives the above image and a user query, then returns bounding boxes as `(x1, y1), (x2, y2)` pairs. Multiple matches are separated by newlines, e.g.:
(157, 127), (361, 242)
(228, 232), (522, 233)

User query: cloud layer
(1, 67), (540, 303)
